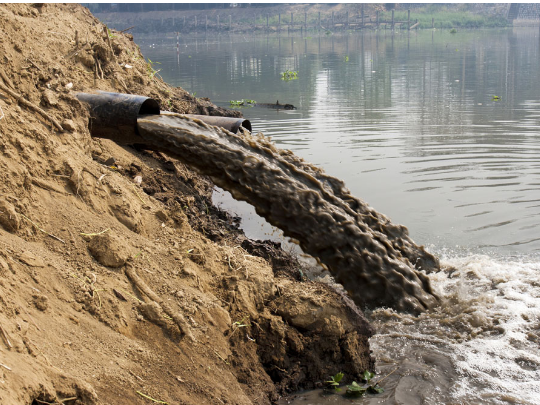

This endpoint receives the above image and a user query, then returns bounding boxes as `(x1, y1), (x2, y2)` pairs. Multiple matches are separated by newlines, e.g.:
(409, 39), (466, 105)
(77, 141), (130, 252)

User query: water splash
(369, 254), (540, 404)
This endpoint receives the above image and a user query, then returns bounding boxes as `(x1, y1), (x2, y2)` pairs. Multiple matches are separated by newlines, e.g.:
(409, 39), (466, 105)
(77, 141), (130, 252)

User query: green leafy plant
(233, 316), (249, 328)
(450, 27), (457, 34)
(345, 370), (384, 397)
(107, 28), (116, 39)
(229, 99), (256, 107)
(344, 55), (349, 62)
(492, 95), (500, 101)
(146, 58), (161, 79)
(325, 372), (344, 391)
(280, 70), (298, 82)
(229, 315), (250, 338)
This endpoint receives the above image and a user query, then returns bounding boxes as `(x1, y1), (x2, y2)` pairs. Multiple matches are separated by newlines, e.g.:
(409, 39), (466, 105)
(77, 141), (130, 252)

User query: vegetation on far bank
(93, 3), (512, 34)
(378, 7), (508, 29)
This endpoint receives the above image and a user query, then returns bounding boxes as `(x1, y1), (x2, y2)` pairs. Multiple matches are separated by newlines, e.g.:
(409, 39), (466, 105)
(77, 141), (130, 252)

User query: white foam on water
(370, 254), (540, 404)
(435, 255), (540, 404)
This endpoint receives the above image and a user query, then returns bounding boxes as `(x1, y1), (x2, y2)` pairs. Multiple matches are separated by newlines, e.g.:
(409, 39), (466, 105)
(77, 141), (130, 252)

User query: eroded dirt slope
(0, 4), (373, 405)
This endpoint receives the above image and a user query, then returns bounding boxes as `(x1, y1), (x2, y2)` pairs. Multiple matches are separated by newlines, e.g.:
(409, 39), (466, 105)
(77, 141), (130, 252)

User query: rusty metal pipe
(77, 92), (251, 144)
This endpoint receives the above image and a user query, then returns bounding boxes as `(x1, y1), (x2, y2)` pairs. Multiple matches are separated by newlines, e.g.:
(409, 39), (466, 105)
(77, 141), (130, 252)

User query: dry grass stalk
(80, 228), (110, 237)
(0, 69), (15, 89)
(131, 184), (148, 206)
(124, 262), (195, 342)
(34, 396), (78, 405)
(128, 369), (144, 381)
(19, 213), (66, 244)
(31, 177), (68, 195)
(119, 25), (135, 34)
(21, 306), (41, 331)
(0, 324), (12, 348)
(136, 391), (168, 404)
(213, 349), (230, 365)
(222, 245), (251, 273)
(0, 81), (63, 132)
(26, 58), (43, 72)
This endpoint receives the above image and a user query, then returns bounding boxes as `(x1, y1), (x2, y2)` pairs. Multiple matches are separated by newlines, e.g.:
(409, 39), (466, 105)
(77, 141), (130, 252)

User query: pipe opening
(139, 98), (160, 116)
(240, 120), (252, 132)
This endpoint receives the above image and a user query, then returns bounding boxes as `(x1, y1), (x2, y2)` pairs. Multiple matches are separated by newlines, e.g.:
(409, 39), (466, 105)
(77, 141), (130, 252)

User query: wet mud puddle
(137, 113), (439, 312)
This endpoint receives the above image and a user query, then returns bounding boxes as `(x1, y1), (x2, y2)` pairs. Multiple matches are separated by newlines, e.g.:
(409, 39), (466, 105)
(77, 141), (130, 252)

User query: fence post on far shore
(278, 13), (281, 32)
(267, 14), (269, 31)
(391, 10), (394, 30)
(217, 15), (220, 31)
(305, 12), (307, 32)
(194, 16), (197, 31)
(432, 17), (434, 29)
(318, 11), (321, 31)
(408, 9), (410, 30)
(229, 15), (231, 32)
(346, 11), (349, 30)
(376, 11), (379, 29)
(361, 4), (364, 29)
(205, 15), (208, 33)
(291, 12), (293, 33)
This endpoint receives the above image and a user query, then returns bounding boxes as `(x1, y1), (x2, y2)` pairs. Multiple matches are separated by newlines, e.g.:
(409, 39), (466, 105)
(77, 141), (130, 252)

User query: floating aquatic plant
(280, 70), (298, 81)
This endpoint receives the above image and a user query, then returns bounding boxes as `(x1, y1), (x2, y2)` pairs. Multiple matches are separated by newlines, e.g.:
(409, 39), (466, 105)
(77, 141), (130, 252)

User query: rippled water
(135, 29), (540, 404)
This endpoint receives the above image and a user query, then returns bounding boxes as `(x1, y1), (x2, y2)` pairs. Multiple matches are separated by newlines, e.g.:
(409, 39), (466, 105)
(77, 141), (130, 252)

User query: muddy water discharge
(137, 113), (440, 312)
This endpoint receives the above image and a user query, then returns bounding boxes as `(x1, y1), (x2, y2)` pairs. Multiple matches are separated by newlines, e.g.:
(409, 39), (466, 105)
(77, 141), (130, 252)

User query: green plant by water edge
(345, 370), (384, 397)
(229, 99), (256, 107)
(325, 372), (344, 391)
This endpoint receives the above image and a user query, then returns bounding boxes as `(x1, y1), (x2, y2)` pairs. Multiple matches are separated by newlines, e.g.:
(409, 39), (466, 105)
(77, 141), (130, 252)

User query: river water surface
(136, 29), (540, 404)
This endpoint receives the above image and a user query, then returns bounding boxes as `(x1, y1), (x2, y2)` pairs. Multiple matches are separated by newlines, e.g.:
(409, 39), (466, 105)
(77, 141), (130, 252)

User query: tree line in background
(82, 3), (297, 14)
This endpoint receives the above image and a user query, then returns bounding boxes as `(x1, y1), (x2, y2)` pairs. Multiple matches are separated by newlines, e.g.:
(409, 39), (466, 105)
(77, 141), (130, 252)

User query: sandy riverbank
(0, 4), (373, 404)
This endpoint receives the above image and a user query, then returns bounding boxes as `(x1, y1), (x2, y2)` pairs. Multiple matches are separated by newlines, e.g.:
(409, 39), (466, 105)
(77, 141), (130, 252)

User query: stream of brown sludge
(137, 113), (441, 313)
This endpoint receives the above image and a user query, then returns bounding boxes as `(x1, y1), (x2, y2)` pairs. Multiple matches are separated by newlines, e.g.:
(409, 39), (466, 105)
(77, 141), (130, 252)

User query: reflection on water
(136, 29), (540, 404)
(138, 28), (540, 255)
